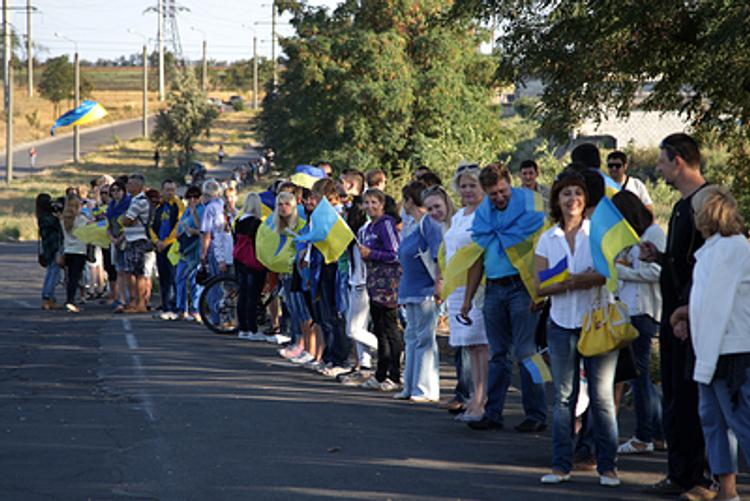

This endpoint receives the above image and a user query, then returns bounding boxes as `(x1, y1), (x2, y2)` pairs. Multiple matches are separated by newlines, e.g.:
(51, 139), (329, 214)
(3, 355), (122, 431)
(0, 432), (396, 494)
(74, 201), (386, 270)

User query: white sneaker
(378, 378), (400, 392)
(540, 473), (571, 484)
(617, 437), (654, 454)
(237, 331), (251, 339)
(264, 334), (291, 345)
(393, 390), (411, 400)
(599, 475), (621, 487)
(321, 366), (351, 378)
(290, 352), (314, 365)
(247, 332), (266, 342)
(159, 311), (178, 320)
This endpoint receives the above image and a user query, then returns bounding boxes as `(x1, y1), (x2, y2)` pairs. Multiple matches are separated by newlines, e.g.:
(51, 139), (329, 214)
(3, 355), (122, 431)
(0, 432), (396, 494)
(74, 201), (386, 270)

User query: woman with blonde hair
(670, 186), (750, 501)
(60, 195), (88, 313)
(233, 192), (266, 339)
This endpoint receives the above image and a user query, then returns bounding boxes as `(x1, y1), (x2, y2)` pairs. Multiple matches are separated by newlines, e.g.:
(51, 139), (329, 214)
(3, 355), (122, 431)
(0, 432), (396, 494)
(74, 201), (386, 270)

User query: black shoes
(513, 419), (547, 433)
(467, 417), (504, 431)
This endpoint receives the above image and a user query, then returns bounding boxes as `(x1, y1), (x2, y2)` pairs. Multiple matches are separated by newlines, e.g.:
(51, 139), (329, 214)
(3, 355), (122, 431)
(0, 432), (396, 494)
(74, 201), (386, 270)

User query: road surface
(0, 116), (155, 179)
(1, 242), (746, 500)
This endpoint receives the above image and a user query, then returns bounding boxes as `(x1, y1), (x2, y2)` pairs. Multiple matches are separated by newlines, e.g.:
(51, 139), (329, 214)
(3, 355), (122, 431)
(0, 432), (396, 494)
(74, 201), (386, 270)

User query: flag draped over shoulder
(73, 219), (110, 248)
(50, 100), (108, 136)
(437, 241), (484, 300)
(290, 164), (326, 189)
(472, 188), (546, 303)
(295, 197), (354, 264)
(590, 197), (640, 291)
(256, 217), (305, 273)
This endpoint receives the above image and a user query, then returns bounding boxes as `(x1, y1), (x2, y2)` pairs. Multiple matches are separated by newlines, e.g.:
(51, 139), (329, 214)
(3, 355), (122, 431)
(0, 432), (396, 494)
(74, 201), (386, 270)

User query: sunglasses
(607, 162), (624, 169)
(421, 185), (447, 199)
(456, 163), (480, 175)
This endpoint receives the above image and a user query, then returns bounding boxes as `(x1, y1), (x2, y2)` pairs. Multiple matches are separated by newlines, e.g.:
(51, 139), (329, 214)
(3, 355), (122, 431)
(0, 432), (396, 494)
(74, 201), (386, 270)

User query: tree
(152, 71), (219, 169)
(38, 55), (74, 117)
(220, 58), (274, 93)
(451, 0), (750, 217)
(259, 0), (510, 183)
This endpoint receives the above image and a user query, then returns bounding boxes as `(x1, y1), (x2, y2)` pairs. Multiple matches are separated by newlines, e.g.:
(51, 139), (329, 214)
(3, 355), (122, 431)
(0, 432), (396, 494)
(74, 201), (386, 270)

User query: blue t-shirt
(483, 236), (517, 279)
(398, 215), (443, 301)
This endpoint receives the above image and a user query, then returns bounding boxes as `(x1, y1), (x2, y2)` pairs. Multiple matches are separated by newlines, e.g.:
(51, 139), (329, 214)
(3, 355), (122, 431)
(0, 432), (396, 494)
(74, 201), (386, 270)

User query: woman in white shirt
(612, 190), (666, 454)
(672, 186), (750, 501)
(534, 171), (620, 487)
(60, 195), (88, 313)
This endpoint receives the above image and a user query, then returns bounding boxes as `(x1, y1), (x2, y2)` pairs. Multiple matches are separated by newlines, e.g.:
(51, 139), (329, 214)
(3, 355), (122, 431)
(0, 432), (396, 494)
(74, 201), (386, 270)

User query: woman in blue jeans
(534, 172), (620, 487)
(612, 190), (666, 454)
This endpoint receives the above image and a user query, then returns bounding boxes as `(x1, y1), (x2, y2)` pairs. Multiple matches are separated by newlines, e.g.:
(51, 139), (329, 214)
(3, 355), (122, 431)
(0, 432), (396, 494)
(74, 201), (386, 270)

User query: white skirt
(446, 286), (488, 347)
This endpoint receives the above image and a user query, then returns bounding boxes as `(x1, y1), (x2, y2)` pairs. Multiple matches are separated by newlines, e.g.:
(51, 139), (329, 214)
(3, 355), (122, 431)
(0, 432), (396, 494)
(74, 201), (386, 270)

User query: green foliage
(38, 55), (95, 116)
(452, 0), (750, 219)
(220, 58), (274, 92)
(259, 0), (508, 184)
(152, 71), (219, 170)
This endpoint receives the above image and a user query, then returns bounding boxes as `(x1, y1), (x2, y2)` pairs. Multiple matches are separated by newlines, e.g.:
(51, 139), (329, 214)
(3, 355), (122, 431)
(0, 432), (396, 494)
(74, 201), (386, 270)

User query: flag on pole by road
(50, 100), (108, 136)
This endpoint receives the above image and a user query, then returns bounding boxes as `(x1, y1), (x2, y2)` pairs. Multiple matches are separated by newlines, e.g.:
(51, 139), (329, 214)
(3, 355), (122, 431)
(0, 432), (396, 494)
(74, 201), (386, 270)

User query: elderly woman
(534, 171), (620, 487)
(394, 180), (444, 402)
(671, 187), (750, 501)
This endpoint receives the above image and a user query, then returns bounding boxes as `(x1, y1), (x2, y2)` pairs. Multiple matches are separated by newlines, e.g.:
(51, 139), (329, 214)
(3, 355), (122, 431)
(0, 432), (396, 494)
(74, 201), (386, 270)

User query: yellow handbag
(578, 289), (638, 357)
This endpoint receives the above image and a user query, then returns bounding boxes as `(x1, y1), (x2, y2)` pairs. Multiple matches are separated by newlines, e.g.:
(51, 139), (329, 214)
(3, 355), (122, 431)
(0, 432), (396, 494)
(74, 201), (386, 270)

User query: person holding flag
(460, 163), (548, 433)
(533, 171), (620, 487)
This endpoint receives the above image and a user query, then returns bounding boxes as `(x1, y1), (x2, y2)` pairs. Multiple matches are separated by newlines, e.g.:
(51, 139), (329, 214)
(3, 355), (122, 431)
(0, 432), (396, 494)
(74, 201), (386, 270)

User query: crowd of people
(35, 133), (750, 500)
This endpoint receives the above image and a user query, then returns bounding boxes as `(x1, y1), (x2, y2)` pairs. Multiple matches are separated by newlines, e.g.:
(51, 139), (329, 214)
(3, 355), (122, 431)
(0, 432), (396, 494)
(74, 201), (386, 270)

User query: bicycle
(198, 272), (278, 335)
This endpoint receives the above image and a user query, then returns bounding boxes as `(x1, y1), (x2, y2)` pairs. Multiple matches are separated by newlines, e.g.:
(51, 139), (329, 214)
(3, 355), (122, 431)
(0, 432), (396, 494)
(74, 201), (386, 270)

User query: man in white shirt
(606, 151), (654, 212)
(518, 159), (550, 210)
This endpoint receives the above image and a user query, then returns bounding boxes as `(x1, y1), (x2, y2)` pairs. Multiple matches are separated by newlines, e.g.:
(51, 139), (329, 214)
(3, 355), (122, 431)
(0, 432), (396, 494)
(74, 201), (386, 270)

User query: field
(0, 108), (258, 241)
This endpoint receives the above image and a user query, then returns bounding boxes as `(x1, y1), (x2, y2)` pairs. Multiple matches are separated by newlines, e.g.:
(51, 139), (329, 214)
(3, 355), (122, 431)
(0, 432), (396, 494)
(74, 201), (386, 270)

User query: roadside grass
(0, 108), (258, 242)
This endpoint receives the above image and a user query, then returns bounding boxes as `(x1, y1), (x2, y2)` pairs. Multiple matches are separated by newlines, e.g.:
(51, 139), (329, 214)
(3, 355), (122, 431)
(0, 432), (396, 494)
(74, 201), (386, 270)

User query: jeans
(547, 320), (619, 474)
(454, 347), (473, 403)
(698, 369), (750, 475)
(281, 275), (302, 344)
(42, 261), (61, 302)
(156, 248), (177, 312)
(629, 314), (664, 442)
(316, 265), (350, 367)
(371, 302), (402, 383)
(402, 300), (440, 400)
(482, 279), (547, 425)
(175, 259), (200, 314)
(236, 263), (266, 333)
(64, 253), (86, 304)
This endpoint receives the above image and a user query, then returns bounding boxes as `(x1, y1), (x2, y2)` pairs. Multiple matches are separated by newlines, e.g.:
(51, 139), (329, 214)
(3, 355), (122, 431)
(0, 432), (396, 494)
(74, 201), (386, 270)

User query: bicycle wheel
(198, 274), (240, 335)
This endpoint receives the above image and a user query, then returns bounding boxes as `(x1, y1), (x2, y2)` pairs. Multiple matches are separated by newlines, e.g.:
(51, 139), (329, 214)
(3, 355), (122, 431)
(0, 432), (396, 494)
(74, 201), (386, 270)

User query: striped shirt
(124, 192), (151, 242)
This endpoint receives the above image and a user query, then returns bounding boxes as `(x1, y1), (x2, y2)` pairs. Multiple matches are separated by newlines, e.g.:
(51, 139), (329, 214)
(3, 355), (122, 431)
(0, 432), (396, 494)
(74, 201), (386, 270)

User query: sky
(17, 0), (341, 64)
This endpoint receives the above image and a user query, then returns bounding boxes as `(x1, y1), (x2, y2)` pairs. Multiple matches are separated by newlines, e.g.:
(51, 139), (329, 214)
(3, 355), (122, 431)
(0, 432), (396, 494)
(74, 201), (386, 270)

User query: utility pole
(201, 38), (207, 91)
(26, 0), (32, 97)
(158, 0), (165, 101)
(3, 0), (11, 184)
(73, 51), (80, 163)
(142, 43), (148, 138)
(253, 35), (258, 109)
(271, 0), (277, 89)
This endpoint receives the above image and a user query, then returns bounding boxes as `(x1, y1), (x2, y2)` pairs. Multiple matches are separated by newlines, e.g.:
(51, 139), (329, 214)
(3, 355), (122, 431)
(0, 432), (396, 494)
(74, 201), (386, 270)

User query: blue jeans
(281, 275), (302, 344)
(402, 301), (440, 400)
(547, 320), (619, 474)
(482, 279), (547, 425)
(454, 347), (473, 402)
(698, 369), (750, 475)
(629, 314), (664, 442)
(316, 265), (350, 367)
(156, 248), (177, 312)
(175, 259), (200, 314)
(42, 261), (61, 302)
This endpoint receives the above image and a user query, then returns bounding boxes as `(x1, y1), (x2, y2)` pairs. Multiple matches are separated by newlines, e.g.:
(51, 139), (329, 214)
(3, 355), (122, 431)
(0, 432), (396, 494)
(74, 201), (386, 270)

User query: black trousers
(236, 263), (266, 333)
(156, 248), (176, 312)
(371, 302), (402, 383)
(64, 253), (86, 304)
(660, 316), (710, 488)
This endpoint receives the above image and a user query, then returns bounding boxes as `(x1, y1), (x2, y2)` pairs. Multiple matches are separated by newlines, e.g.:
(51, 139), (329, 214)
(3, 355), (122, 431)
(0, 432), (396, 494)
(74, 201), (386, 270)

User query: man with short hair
(121, 173), (155, 313)
(152, 179), (184, 320)
(317, 161), (333, 178)
(606, 151), (654, 212)
(518, 159), (550, 208)
(461, 163), (547, 432)
(640, 133), (713, 500)
(571, 142), (601, 169)
(365, 169), (387, 191)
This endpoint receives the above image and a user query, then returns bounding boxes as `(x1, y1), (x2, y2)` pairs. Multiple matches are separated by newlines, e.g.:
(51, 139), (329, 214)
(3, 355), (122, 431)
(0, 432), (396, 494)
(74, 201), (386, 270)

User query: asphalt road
(1, 242), (746, 500)
(0, 116), (155, 179)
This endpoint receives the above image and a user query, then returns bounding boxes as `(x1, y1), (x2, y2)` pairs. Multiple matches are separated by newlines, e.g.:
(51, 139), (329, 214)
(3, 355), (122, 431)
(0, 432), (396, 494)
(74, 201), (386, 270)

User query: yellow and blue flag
(256, 217), (306, 273)
(600, 171), (622, 198)
(259, 190), (275, 220)
(538, 256), (569, 289)
(522, 352), (552, 384)
(73, 219), (110, 248)
(295, 197), (354, 264)
(50, 100), (108, 136)
(473, 188), (547, 303)
(590, 196), (640, 291)
(290, 164), (326, 189)
(437, 241), (485, 300)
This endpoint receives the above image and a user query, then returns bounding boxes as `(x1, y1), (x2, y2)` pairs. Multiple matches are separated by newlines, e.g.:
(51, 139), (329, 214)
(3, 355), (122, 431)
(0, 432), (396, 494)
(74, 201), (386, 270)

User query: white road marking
(13, 300), (34, 309)
(120, 318), (156, 422)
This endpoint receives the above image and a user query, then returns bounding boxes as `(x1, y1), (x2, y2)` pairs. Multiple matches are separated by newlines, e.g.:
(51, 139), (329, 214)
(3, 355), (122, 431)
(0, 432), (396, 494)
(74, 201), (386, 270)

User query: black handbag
(86, 244), (97, 263)
(37, 237), (48, 267)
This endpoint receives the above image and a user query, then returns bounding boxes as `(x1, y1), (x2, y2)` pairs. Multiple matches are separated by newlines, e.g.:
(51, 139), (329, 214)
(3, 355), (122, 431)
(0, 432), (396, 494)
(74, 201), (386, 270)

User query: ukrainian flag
(437, 241), (484, 300)
(50, 100), (108, 136)
(539, 256), (569, 289)
(290, 164), (326, 189)
(295, 197), (354, 264)
(600, 171), (622, 198)
(73, 219), (110, 248)
(256, 217), (306, 273)
(590, 196), (640, 291)
(259, 190), (275, 220)
(473, 188), (547, 303)
(522, 352), (552, 384)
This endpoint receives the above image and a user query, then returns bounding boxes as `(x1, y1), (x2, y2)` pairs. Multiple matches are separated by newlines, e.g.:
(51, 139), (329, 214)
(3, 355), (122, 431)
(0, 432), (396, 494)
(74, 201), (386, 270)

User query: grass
(0, 107), (258, 242)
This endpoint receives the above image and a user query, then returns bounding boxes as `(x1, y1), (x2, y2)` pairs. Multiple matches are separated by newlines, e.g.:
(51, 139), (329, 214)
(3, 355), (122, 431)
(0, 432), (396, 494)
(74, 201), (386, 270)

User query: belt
(487, 274), (521, 286)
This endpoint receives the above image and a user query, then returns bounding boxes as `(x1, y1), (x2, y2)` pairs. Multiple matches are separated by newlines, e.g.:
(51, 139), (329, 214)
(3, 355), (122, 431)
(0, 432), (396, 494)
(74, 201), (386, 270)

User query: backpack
(233, 232), (264, 271)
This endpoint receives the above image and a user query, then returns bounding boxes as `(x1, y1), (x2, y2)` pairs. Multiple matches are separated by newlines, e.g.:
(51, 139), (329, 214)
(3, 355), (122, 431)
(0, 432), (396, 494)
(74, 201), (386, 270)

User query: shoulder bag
(577, 287), (638, 357)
